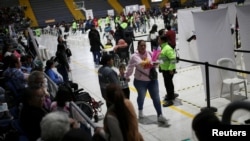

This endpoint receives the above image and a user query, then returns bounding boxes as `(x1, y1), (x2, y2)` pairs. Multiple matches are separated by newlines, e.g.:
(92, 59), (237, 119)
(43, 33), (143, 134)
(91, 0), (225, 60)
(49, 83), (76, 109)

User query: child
(118, 63), (130, 99)
(105, 39), (113, 47)
(103, 39), (114, 56)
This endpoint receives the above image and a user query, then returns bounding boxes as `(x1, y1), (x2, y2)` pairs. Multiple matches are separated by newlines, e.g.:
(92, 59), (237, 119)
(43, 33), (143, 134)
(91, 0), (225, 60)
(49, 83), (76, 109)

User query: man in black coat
(88, 24), (104, 67)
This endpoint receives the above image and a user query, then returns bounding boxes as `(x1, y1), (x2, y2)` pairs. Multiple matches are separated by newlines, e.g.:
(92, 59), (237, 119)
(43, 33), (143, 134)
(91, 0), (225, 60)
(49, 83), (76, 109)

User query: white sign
(139, 5), (146, 13)
(125, 5), (139, 15)
(85, 9), (94, 19)
(107, 9), (114, 16)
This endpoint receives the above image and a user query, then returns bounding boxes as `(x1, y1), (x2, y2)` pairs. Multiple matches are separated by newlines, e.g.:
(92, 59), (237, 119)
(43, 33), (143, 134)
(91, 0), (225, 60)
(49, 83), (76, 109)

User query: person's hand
(152, 62), (159, 67)
(94, 127), (103, 133)
(69, 118), (80, 128)
(113, 46), (118, 52)
(92, 127), (106, 140)
(94, 127), (106, 139)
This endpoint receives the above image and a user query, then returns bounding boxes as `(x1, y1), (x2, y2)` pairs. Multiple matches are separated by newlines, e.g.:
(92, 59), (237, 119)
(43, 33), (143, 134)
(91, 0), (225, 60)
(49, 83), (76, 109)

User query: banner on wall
(107, 9), (114, 16)
(192, 8), (235, 99)
(85, 9), (94, 19)
(125, 5), (139, 15)
(236, 4), (250, 81)
(139, 5), (146, 13)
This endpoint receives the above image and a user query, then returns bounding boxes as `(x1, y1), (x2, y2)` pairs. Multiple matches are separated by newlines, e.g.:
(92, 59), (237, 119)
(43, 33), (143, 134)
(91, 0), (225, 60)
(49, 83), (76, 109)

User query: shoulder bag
(137, 67), (158, 80)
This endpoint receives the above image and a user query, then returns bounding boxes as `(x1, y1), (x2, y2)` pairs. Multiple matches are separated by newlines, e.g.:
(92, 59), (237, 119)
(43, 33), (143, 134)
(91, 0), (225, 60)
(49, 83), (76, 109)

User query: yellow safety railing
(64, 0), (85, 20)
(19, 0), (38, 27)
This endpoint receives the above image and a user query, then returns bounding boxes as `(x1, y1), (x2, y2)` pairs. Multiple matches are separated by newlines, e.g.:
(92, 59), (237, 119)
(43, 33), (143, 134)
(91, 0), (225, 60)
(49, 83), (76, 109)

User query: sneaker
(163, 101), (174, 107)
(158, 115), (168, 124)
(138, 110), (144, 119)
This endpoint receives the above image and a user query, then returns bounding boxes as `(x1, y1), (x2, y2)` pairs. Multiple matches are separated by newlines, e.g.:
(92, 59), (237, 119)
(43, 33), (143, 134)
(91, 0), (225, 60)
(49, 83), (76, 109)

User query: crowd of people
(0, 7), (178, 140)
(0, 2), (180, 140)
(0, 1), (238, 141)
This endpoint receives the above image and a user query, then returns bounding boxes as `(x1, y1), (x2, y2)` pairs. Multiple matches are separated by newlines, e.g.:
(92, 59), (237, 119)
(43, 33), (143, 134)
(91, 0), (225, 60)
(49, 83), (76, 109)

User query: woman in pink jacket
(124, 40), (169, 124)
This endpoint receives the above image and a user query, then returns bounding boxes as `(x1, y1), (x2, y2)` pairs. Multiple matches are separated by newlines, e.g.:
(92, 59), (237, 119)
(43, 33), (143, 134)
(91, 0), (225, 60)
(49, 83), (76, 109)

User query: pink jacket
(125, 51), (153, 81)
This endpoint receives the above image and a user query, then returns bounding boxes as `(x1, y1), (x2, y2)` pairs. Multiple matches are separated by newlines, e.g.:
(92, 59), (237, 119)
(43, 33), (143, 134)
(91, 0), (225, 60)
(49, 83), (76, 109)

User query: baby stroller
(73, 88), (104, 122)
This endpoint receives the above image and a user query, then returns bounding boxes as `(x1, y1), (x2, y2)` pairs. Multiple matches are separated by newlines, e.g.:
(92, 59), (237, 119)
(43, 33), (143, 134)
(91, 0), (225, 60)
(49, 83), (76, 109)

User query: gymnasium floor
(36, 18), (250, 141)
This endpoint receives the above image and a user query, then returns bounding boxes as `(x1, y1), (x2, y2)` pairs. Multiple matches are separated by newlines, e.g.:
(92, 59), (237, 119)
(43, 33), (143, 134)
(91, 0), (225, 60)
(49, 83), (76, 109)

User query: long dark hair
(44, 59), (54, 72)
(137, 40), (145, 46)
(150, 24), (158, 34)
(105, 83), (132, 141)
(8, 54), (19, 68)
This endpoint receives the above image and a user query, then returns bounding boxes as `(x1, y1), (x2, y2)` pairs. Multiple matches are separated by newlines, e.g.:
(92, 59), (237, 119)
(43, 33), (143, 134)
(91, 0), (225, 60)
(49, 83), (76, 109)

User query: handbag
(137, 67), (158, 80)
(136, 51), (158, 80)
(149, 67), (158, 80)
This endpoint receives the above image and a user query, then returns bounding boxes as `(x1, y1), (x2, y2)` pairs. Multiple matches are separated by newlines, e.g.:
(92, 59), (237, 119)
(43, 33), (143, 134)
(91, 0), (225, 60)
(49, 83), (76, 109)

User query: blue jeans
(135, 21), (140, 32)
(133, 79), (162, 116)
(92, 51), (101, 65)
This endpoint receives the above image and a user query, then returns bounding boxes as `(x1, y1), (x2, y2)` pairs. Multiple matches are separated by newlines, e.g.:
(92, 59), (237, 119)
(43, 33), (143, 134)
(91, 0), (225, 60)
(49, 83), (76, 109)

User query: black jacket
(56, 48), (69, 70)
(20, 105), (48, 141)
(88, 28), (103, 52)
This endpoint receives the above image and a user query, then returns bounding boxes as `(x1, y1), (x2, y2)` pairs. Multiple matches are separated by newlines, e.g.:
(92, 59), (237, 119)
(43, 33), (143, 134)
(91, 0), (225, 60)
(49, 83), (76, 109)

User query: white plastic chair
(216, 58), (248, 101)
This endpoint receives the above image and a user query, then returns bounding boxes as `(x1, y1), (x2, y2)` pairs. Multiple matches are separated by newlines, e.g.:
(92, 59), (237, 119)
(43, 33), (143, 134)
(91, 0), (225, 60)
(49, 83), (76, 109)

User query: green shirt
(105, 16), (110, 24)
(159, 42), (176, 71)
(98, 19), (102, 26)
(72, 21), (77, 29)
(35, 29), (41, 37)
